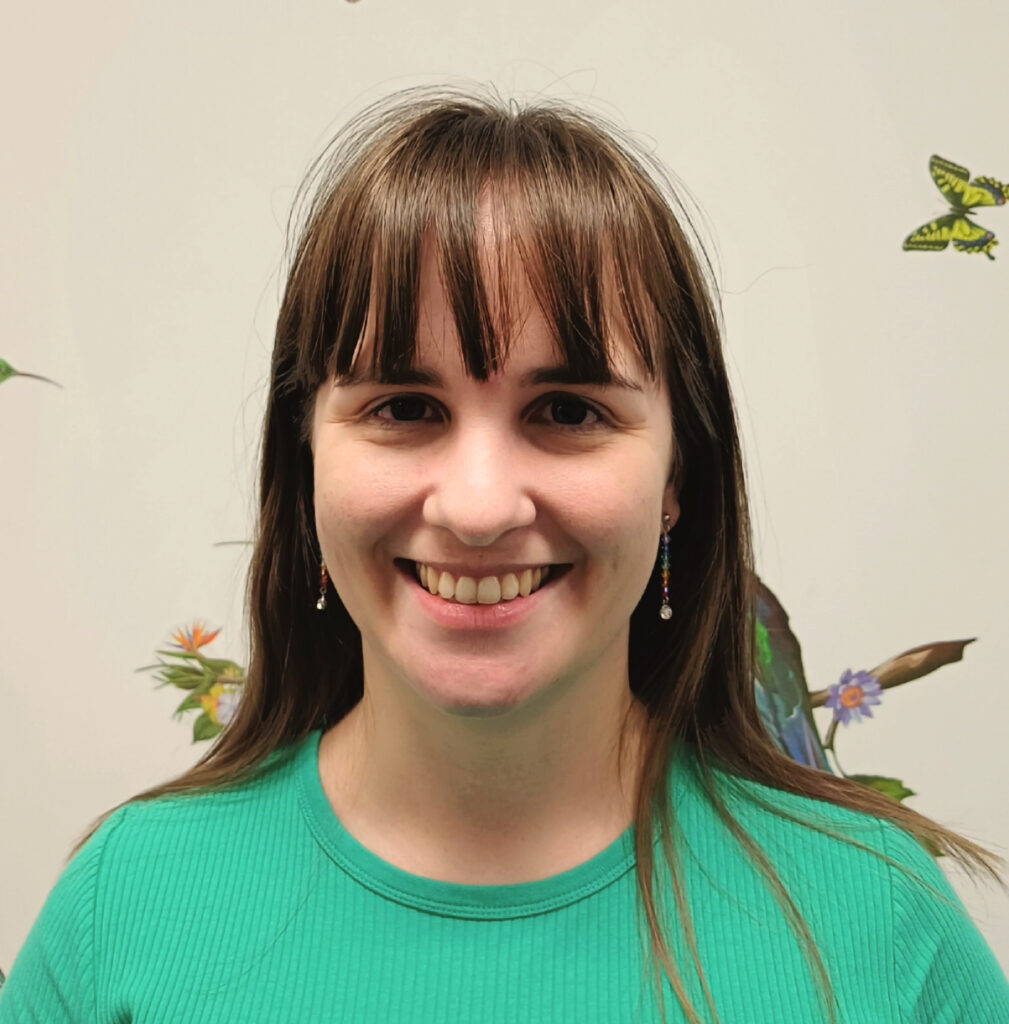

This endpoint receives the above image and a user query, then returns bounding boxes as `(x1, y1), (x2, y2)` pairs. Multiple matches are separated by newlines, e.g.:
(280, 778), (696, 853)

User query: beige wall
(2, 0), (1007, 974)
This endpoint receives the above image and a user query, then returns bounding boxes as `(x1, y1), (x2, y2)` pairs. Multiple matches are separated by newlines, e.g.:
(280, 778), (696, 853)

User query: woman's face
(310, 238), (680, 723)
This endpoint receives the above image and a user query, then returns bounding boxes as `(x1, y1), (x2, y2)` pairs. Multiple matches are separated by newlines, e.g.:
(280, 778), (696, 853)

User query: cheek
(313, 450), (349, 533)
(312, 447), (407, 551)
(573, 489), (657, 579)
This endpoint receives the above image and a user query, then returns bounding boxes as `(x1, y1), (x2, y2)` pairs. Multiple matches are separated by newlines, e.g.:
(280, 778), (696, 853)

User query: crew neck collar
(295, 727), (693, 919)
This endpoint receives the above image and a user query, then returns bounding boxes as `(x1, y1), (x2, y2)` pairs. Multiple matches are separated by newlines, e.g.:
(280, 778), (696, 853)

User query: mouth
(393, 558), (574, 603)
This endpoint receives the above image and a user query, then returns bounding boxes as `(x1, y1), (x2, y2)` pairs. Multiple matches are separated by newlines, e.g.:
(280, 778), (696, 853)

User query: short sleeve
(883, 823), (1009, 1023)
(0, 809), (128, 1024)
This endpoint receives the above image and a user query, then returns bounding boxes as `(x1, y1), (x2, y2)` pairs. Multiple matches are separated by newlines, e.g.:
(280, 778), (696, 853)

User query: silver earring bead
(659, 513), (672, 620)
(316, 561), (329, 611)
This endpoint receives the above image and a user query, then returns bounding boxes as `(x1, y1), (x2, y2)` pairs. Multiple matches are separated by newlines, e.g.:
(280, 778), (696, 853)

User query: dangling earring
(659, 513), (672, 620)
(316, 560), (329, 611)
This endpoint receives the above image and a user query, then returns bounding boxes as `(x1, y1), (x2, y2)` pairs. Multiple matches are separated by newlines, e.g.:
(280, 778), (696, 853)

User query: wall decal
(903, 155), (1008, 261)
(754, 574), (973, 856)
(137, 622), (246, 742)
(0, 358), (61, 388)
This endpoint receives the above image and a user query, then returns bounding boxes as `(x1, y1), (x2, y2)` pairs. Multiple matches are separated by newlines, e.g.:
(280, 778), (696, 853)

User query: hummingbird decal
(753, 575), (833, 772)
(0, 358), (62, 388)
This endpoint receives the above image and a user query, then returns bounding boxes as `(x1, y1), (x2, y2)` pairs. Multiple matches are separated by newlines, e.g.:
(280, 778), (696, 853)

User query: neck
(318, 690), (649, 885)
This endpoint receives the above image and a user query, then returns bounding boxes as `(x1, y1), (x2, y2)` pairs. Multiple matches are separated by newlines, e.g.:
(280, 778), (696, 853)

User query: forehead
(344, 218), (654, 391)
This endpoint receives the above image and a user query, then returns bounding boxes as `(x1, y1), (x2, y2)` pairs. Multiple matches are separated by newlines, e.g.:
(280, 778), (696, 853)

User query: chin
(406, 661), (551, 718)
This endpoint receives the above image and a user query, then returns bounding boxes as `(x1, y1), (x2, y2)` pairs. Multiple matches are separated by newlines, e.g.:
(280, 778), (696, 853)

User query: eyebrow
(333, 365), (644, 393)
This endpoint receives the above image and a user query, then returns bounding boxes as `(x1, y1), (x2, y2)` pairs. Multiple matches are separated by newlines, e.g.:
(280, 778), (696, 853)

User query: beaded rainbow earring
(659, 513), (672, 620)
(316, 561), (329, 611)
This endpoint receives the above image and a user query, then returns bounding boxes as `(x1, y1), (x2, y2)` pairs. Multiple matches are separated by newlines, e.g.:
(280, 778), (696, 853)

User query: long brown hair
(71, 84), (1005, 1024)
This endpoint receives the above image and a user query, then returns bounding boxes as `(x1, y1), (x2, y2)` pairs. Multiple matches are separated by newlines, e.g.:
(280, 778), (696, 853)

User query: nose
(422, 422), (537, 546)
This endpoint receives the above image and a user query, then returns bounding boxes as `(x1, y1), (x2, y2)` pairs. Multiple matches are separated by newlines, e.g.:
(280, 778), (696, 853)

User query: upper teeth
(415, 563), (551, 603)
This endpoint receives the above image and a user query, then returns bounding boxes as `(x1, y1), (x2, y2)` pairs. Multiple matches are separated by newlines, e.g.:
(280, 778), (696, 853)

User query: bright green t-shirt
(2, 728), (1007, 1022)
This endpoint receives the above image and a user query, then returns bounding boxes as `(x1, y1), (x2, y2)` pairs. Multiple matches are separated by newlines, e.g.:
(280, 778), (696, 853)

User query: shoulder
(56, 740), (311, 946)
(82, 743), (315, 982)
(90, 740), (304, 876)
(698, 766), (955, 902)
(694, 767), (1009, 1020)
(680, 761), (892, 874)
(876, 822), (1009, 1020)
(0, 806), (131, 1017)
(0, 740), (318, 1017)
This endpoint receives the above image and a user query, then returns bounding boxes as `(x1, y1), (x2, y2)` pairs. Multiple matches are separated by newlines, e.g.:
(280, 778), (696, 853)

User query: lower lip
(397, 561), (572, 630)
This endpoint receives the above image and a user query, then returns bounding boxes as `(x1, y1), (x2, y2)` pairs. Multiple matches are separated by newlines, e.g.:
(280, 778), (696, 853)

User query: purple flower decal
(826, 669), (883, 726)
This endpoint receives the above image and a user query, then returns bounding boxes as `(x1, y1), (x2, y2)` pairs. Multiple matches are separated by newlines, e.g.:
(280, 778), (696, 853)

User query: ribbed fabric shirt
(2, 728), (1007, 1023)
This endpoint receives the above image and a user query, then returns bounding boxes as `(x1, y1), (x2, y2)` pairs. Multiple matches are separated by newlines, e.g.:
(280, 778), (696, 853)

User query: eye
(367, 395), (435, 427)
(535, 393), (607, 431)
(365, 393), (608, 432)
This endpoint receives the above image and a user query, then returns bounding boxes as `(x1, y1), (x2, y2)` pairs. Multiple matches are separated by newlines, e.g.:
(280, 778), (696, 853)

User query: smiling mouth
(394, 559), (574, 603)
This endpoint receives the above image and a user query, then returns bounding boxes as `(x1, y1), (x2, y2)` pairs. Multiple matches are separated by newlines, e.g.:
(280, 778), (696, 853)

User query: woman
(2, 85), (1007, 1024)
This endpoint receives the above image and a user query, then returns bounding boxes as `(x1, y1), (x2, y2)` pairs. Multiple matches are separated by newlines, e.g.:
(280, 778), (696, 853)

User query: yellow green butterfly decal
(903, 155), (1008, 261)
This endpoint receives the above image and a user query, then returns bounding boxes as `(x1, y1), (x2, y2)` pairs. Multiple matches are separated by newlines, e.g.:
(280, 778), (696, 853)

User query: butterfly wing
(929, 155), (973, 208)
(949, 216), (998, 258)
(903, 212), (958, 251)
(929, 155), (1008, 209)
(903, 212), (998, 258)
(968, 175), (1009, 207)
(934, 153), (1003, 209)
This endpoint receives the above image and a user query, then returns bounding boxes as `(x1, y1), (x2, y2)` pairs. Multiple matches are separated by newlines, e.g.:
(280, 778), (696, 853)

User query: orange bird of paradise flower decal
(139, 620), (244, 742)
(170, 622), (221, 652)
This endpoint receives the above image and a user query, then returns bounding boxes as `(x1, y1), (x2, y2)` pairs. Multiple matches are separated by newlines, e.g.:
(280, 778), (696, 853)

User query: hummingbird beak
(15, 372), (63, 388)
